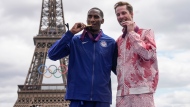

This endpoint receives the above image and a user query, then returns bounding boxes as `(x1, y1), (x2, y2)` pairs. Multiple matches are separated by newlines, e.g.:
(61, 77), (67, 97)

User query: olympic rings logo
(37, 64), (68, 78)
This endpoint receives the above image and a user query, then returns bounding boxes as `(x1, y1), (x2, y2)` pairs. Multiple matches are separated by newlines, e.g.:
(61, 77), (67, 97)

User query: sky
(0, 0), (190, 107)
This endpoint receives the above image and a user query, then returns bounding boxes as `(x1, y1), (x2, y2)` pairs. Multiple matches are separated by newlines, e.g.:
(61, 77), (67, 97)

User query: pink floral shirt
(116, 28), (159, 96)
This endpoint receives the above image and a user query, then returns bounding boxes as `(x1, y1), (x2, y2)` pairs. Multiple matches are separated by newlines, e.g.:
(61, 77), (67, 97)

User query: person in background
(48, 7), (117, 107)
(114, 1), (159, 107)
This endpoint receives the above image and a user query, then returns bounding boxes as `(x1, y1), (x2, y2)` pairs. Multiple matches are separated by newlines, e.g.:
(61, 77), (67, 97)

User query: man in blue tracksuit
(48, 7), (117, 107)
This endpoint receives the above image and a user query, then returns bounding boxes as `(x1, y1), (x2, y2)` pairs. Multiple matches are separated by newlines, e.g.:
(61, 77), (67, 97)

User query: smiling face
(115, 5), (133, 27)
(87, 8), (104, 34)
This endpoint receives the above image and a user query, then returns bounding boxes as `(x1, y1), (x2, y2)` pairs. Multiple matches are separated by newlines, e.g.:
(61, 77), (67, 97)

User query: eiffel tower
(14, 0), (70, 106)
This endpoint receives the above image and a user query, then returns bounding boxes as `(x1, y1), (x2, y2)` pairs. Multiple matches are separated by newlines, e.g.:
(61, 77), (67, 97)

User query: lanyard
(80, 29), (102, 42)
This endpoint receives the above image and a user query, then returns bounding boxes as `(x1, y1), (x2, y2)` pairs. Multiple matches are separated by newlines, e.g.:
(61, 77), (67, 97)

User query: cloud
(157, 51), (190, 88)
(155, 88), (190, 107)
(134, 0), (190, 32)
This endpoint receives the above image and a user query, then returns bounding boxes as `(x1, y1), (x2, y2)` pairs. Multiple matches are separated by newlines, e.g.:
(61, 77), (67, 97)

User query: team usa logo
(100, 40), (107, 47)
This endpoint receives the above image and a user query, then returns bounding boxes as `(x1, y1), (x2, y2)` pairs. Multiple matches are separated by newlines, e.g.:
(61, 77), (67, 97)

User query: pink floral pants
(116, 93), (155, 107)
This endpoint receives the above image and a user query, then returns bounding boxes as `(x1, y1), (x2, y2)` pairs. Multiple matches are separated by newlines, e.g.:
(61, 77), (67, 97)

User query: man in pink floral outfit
(114, 1), (159, 107)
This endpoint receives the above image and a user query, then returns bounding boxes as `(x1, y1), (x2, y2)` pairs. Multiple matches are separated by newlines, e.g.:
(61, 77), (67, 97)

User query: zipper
(91, 43), (95, 100)
(123, 37), (127, 86)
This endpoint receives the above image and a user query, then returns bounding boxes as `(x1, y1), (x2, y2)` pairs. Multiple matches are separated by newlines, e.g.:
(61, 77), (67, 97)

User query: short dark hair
(88, 7), (104, 18)
(114, 1), (133, 14)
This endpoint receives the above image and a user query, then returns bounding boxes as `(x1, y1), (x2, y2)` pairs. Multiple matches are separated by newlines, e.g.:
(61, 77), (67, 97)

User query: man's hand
(70, 23), (86, 34)
(121, 21), (135, 33)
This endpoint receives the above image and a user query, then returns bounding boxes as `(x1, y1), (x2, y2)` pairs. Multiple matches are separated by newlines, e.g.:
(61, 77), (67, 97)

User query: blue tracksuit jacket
(48, 30), (117, 103)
